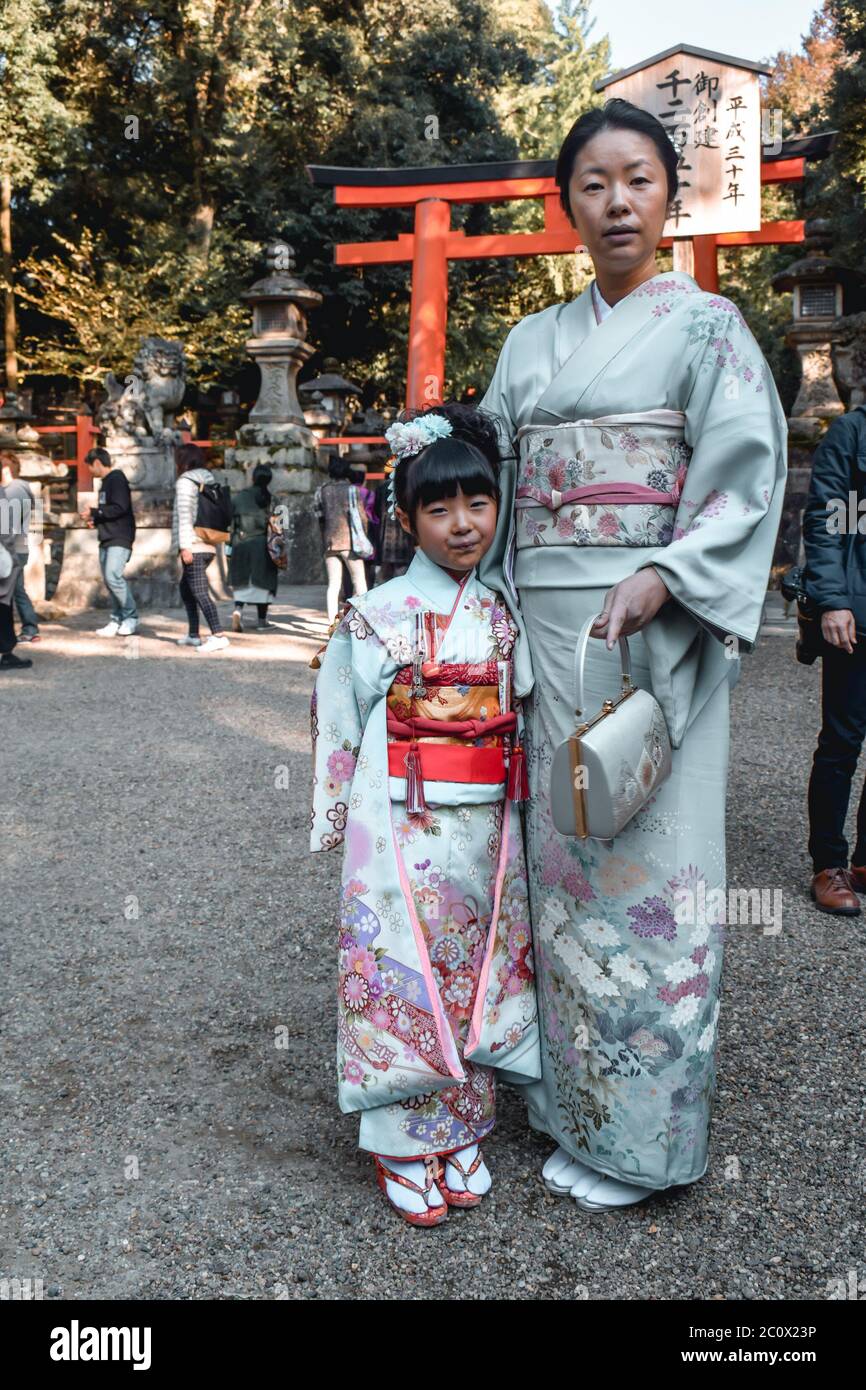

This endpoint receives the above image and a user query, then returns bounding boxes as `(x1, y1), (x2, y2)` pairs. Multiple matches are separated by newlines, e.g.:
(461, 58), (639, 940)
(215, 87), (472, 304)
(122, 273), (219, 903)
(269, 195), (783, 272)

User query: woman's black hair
(393, 402), (501, 526)
(252, 462), (272, 505)
(555, 98), (679, 225)
(327, 454), (352, 481)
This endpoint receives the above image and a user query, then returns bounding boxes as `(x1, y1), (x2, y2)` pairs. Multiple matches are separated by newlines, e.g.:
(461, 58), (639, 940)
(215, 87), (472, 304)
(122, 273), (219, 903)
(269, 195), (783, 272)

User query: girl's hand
(591, 567), (671, 649)
(180, 548), (193, 565)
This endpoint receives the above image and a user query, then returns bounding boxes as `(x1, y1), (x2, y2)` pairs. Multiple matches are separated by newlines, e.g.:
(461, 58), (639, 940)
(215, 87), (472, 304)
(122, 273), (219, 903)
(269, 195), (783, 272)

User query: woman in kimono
(310, 403), (540, 1227)
(478, 98), (788, 1211)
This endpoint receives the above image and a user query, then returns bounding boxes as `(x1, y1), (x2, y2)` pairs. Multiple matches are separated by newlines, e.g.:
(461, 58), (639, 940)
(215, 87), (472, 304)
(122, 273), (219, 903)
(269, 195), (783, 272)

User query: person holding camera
(81, 446), (139, 637)
(802, 405), (866, 915)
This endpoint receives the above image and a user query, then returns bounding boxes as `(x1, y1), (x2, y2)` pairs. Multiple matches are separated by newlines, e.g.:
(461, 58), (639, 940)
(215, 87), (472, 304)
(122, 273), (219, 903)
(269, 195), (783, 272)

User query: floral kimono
(478, 270), (787, 1189)
(310, 548), (540, 1159)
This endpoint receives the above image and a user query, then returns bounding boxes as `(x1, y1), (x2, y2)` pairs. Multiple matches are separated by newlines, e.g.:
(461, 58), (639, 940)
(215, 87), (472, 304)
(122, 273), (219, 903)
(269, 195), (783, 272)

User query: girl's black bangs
(404, 440), (498, 514)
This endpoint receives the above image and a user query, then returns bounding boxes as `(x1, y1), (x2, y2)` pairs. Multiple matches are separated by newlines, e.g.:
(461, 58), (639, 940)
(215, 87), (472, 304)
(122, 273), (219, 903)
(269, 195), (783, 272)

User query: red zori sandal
(374, 1156), (448, 1227)
(437, 1145), (489, 1208)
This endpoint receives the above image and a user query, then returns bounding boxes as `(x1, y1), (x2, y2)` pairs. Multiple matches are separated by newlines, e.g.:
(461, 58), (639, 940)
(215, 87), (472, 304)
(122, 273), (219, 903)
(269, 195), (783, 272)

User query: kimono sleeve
(636, 302), (788, 651)
(479, 324), (536, 697)
(479, 323), (521, 467)
(479, 321), (524, 577)
(310, 620), (362, 853)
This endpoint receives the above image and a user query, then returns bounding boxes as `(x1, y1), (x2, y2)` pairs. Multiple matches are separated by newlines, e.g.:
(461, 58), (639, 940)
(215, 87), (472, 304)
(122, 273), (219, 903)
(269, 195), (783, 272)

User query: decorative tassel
(405, 741), (427, 814)
(507, 742), (529, 803)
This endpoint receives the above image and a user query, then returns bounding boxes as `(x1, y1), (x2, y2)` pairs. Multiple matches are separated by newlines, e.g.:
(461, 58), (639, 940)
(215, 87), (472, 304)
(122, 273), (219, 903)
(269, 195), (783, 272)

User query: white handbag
(0, 543), (13, 581)
(550, 613), (672, 841)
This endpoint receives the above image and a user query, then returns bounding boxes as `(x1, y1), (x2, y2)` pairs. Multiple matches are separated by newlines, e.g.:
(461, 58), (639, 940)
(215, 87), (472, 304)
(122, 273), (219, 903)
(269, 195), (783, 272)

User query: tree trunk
(1, 172), (18, 395)
(187, 200), (216, 264)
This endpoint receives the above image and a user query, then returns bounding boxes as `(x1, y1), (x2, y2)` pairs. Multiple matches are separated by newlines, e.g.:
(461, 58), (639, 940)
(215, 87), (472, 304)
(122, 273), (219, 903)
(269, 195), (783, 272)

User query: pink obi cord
(515, 480), (681, 511)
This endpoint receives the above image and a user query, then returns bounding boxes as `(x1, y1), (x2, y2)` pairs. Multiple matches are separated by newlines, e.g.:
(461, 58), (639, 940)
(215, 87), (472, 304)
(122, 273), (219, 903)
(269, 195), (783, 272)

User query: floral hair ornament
(383, 412), (453, 517)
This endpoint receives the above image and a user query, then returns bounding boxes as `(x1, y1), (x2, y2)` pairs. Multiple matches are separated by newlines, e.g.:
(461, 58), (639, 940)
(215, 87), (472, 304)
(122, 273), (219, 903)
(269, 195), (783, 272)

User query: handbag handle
(572, 612), (632, 716)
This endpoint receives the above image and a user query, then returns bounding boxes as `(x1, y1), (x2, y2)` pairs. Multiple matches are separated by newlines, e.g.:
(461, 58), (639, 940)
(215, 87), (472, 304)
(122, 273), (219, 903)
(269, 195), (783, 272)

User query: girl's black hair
(393, 402), (502, 526)
(555, 98), (679, 225)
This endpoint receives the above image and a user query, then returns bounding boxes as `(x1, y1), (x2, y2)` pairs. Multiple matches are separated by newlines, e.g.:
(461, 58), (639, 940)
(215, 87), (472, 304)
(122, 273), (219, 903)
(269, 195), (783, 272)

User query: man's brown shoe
(810, 867), (861, 915)
(847, 863), (866, 893)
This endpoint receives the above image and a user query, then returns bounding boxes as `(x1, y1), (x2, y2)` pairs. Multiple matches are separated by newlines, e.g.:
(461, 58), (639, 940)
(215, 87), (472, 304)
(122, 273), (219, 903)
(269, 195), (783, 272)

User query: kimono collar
(533, 270), (701, 422)
(405, 546), (475, 614)
(591, 279), (613, 323)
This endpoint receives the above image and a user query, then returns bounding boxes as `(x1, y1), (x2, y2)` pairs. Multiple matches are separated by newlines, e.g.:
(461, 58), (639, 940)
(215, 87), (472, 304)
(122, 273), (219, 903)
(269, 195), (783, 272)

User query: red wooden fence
(28, 422), (390, 493)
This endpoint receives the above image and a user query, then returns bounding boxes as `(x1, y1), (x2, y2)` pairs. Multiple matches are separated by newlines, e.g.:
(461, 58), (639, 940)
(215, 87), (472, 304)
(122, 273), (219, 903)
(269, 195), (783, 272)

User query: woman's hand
(180, 548), (193, 565)
(592, 567), (671, 648)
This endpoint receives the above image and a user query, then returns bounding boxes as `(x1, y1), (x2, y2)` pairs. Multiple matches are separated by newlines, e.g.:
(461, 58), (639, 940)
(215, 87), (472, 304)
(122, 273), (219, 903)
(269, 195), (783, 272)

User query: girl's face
(566, 127), (671, 276)
(397, 487), (498, 577)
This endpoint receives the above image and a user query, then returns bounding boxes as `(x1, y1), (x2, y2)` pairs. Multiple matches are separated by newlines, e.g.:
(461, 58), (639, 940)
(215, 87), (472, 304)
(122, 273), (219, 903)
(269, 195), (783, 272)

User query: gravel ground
(2, 590), (864, 1301)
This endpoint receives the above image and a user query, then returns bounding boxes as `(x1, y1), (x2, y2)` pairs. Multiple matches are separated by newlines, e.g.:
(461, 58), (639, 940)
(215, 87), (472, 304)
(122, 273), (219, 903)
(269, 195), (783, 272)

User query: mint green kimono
(478, 270), (788, 1189)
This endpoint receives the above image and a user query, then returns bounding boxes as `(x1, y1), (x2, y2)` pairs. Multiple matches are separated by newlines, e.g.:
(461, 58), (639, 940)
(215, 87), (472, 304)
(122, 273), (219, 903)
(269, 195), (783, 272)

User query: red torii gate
(307, 133), (833, 409)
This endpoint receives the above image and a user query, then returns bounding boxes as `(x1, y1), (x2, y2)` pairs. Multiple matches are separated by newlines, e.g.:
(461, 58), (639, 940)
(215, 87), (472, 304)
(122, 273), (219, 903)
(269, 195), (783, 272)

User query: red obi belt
(387, 711), (517, 784)
(388, 656), (529, 805)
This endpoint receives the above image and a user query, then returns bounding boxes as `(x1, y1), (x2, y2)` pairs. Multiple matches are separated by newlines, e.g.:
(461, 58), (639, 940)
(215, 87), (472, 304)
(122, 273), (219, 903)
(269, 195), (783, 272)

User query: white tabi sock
(577, 1174), (656, 1210)
(444, 1143), (491, 1197)
(377, 1156), (443, 1215)
(542, 1145), (597, 1195)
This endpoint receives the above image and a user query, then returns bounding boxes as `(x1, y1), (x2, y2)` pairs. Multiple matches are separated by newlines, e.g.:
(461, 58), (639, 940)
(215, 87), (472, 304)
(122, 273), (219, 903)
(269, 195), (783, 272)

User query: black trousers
(0, 600), (16, 654)
(807, 642), (866, 870)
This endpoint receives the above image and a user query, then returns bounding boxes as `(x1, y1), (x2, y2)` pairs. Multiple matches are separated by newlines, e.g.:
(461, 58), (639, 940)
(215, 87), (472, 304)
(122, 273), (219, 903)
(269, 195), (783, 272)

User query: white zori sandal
(374, 1156), (448, 1227)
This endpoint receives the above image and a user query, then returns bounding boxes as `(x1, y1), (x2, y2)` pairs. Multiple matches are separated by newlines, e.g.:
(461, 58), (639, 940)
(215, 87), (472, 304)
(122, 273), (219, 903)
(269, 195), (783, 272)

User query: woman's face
(566, 127), (671, 275)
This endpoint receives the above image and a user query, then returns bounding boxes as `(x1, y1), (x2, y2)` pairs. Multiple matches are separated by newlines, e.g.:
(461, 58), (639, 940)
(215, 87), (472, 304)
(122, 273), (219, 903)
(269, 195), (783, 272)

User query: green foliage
(0, 0), (72, 197)
(5, 0), (610, 397)
(813, 0), (866, 271)
(2, 0), (862, 414)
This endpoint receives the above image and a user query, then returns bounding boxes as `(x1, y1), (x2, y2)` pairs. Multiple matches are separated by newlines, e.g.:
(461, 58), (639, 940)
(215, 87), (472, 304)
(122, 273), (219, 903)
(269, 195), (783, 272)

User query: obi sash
(514, 410), (692, 550)
(386, 657), (527, 805)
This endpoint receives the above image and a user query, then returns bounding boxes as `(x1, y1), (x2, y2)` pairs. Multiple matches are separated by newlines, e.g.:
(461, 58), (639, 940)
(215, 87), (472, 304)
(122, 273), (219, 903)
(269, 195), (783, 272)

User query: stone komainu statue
(98, 336), (187, 441)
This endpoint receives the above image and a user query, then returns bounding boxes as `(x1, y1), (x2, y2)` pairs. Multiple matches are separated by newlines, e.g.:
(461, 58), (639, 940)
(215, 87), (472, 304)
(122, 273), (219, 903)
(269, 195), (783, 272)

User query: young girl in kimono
(310, 403), (540, 1227)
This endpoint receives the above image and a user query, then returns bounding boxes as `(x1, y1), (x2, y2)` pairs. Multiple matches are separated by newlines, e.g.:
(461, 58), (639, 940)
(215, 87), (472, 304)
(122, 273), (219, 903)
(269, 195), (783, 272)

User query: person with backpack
(81, 447), (139, 637)
(312, 455), (369, 621)
(173, 443), (231, 653)
(228, 463), (279, 631)
(803, 405), (866, 914)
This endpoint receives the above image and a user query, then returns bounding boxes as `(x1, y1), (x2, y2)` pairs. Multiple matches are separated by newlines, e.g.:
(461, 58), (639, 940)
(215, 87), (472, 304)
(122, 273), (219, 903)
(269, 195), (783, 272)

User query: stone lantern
(298, 358), (361, 431)
(772, 219), (861, 442)
(302, 389), (338, 445)
(771, 219), (865, 579)
(222, 240), (327, 583)
(239, 241), (323, 428)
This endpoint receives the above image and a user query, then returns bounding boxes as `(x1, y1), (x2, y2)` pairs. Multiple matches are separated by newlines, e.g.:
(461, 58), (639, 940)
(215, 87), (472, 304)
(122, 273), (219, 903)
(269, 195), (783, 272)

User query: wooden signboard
(597, 44), (768, 239)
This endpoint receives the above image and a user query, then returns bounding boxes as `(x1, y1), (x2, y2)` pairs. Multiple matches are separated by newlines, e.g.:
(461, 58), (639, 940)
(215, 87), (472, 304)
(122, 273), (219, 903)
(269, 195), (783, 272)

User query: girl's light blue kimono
(311, 548), (540, 1158)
